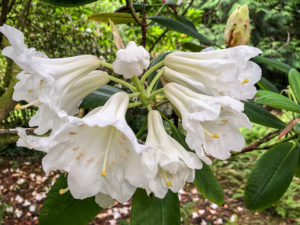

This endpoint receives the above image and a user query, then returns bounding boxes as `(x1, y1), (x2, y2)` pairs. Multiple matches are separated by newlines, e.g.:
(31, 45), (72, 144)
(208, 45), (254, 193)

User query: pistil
(15, 99), (41, 110)
(101, 129), (115, 177)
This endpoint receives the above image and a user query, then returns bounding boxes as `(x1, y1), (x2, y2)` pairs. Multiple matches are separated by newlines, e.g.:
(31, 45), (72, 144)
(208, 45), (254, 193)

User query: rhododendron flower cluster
(0, 24), (261, 207)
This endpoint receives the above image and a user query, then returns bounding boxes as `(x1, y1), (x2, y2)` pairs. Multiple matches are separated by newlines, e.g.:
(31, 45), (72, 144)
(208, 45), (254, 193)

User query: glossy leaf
(253, 56), (292, 74)
(39, 175), (102, 225)
(131, 189), (180, 225)
(89, 13), (137, 24)
(257, 76), (279, 93)
(80, 85), (122, 109)
(182, 42), (205, 52)
(288, 69), (300, 103)
(243, 101), (285, 129)
(255, 90), (300, 113)
(161, 113), (224, 205)
(245, 142), (298, 210)
(174, 15), (197, 31)
(41, 0), (97, 7)
(149, 16), (213, 45)
(115, 4), (155, 13)
(295, 145), (300, 178)
(194, 164), (224, 205)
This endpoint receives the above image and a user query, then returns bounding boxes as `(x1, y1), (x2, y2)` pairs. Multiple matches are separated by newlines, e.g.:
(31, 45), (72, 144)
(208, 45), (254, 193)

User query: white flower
(16, 70), (109, 151)
(112, 41), (150, 79)
(41, 92), (147, 203)
(140, 110), (203, 198)
(163, 45), (262, 100)
(164, 82), (251, 160)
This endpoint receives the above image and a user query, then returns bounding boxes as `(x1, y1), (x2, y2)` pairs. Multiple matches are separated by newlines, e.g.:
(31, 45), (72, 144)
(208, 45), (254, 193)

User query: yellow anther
(213, 133), (220, 138)
(167, 181), (172, 186)
(101, 171), (107, 177)
(59, 187), (69, 195)
(241, 78), (249, 84)
(14, 99), (40, 110)
(15, 104), (21, 110)
(163, 170), (172, 187)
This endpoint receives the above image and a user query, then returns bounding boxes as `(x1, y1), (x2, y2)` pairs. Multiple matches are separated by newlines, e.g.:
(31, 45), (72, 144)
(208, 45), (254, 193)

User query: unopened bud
(224, 4), (250, 47)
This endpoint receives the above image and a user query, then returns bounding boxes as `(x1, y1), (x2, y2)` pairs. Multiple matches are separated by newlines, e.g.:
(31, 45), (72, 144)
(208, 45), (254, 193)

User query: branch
(233, 130), (280, 156)
(0, 128), (35, 135)
(149, 0), (194, 53)
(126, 0), (142, 26)
(141, 0), (147, 47)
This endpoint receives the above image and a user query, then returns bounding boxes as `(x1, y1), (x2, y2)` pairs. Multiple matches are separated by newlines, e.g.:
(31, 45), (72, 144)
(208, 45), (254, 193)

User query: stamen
(15, 99), (41, 110)
(59, 187), (69, 195)
(101, 129), (115, 177)
(213, 133), (220, 138)
(241, 78), (249, 84)
(163, 170), (172, 186)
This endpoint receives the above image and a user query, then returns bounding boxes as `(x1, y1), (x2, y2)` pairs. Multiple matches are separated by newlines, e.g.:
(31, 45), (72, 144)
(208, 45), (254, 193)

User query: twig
(126, 0), (141, 26)
(0, 128), (35, 135)
(233, 130), (280, 156)
(141, 0), (147, 47)
(149, 0), (195, 53)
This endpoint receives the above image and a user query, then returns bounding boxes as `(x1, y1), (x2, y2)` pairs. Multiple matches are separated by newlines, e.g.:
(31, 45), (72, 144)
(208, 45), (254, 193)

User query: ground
(0, 153), (299, 225)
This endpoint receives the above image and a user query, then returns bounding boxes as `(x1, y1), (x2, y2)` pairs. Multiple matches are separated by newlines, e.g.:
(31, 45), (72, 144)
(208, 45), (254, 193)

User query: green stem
(132, 75), (150, 105)
(107, 75), (136, 92)
(128, 102), (142, 108)
(147, 70), (164, 95)
(129, 92), (141, 98)
(155, 100), (169, 108)
(99, 60), (113, 70)
(149, 88), (164, 99)
(141, 61), (164, 83)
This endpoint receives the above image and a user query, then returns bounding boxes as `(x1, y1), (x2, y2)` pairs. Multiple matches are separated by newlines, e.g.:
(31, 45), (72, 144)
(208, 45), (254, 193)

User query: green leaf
(288, 69), (300, 104)
(295, 147), (300, 178)
(41, 0), (97, 7)
(115, 4), (155, 13)
(80, 85), (121, 109)
(39, 175), (101, 225)
(257, 77), (279, 93)
(245, 142), (298, 210)
(194, 164), (224, 205)
(253, 56), (292, 74)
(174, 15), (197, 31)
(182, 42), (205, 52)
(255, 90), (300, 113)
(131, 189), (180, 225)
(161, 113), (224, 205)
(149, 16), (213, 45)
(243, 101), (286, 129)
(89, 13), (136, 24)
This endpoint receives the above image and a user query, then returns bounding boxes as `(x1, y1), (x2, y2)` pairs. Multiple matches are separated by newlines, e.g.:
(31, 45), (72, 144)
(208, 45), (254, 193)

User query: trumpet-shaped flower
(42, 92), (148, 202)
(16, 71), (110, 155)
(140, 110), (204, 198)
(164, 83), (251, 160)
(112, 41), (150, 79)
(163, 45), (262, 100)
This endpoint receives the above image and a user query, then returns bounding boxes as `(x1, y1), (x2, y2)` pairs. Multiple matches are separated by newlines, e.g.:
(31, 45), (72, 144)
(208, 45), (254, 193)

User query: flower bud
(224, 4), (250, 47)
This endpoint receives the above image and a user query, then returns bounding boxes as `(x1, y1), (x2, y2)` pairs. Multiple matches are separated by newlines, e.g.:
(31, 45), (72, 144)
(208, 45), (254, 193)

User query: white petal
(95, 193), (115, 208)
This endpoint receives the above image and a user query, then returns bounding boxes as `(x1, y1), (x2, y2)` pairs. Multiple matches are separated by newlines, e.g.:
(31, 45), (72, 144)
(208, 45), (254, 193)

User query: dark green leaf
(288, 69), (300, 104)
(80, 85), (122, 109)
(295, 144), (300, 178)
(245, 142), (298, 210)
(89, 13), (136, 24)
(41, 0), (97, 7)
(174, 15), (197, 31)
(149, 16), (213, 45)
(243, 101), (285, 129)
(257, 77), (279, 93)
(253, 56), (292, 74)
(194, 164), (224, 205)
(39, 175), (101, 225)
(131, 189), (180, 225)
(256, 90), (300, 113)
(181, 42), (205, 52)
(114, 4), (155, 13)
(161, 113), (224, 205)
